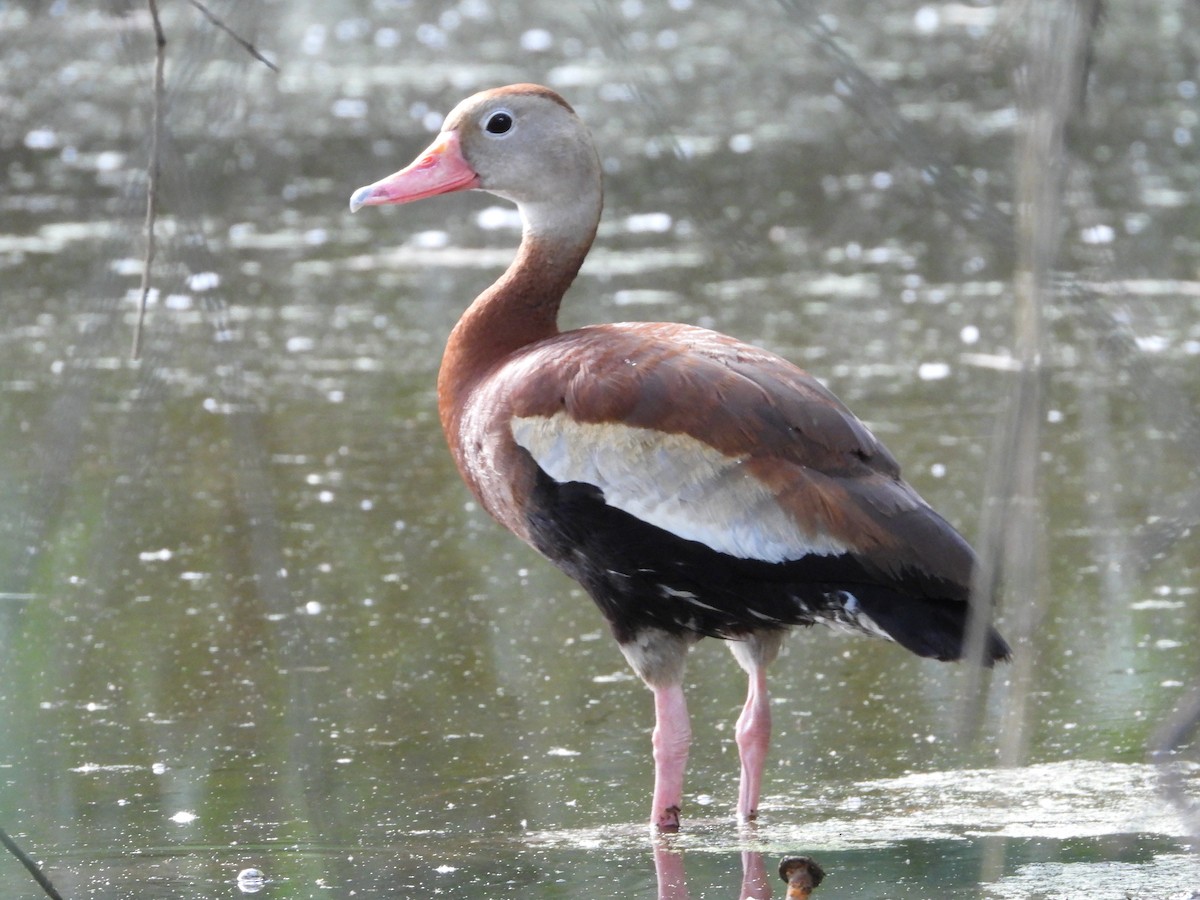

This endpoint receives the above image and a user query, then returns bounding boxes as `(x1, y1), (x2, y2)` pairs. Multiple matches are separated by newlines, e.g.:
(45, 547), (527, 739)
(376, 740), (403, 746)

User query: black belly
(523, 467), (1010, 664)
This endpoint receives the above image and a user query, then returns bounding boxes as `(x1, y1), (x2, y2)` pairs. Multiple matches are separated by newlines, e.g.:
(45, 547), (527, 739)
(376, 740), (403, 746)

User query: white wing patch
(511, 413), (849, 563)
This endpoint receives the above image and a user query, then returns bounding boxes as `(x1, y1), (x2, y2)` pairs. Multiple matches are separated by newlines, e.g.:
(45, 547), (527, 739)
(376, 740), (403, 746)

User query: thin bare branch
(131, 0), (167, 360)
(188, 0), (279, 72)
(0, 827), (65, 900)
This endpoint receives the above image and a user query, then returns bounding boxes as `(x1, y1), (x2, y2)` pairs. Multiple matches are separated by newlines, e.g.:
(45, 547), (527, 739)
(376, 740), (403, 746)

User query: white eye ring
(482, 109), (515, 138)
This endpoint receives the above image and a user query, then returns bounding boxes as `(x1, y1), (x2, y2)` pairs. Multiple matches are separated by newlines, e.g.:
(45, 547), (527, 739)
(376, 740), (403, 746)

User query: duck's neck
(437, 196), (600, 445)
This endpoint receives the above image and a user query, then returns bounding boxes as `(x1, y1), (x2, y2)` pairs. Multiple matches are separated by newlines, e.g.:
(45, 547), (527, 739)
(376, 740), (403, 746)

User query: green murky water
(2, 1), (1199, 897)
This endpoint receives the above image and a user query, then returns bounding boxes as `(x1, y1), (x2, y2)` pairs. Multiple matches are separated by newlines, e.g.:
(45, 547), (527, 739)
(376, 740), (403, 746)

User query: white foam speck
(374, 27), (400, 48)
(410, 230), (450, 249)
(286, 336), (315, 353)
(1135, 335), (1169, 353)
(1080, 224), (1115, 244)
(332, 98), (367, 120)
(914, 5), (940, 33)
(520, 28), (553, 51)
(95, 151), (124, 172)
(917, 361), (951, 380)
(729, 133), (754, 154)
(110, 257), (143, 276)
(476, 206), (522, 231)
(24, 128), (57, 150)
(624, 212), (673, 233)
(187, 271), (220, 291)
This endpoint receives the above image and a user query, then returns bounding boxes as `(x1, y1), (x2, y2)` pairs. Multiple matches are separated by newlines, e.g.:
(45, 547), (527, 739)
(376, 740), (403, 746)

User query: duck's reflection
(652, 839), (824, 900)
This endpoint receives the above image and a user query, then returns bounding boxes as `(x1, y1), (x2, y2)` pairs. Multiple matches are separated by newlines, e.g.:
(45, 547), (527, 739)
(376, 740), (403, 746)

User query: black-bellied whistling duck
(350, 84), (1010, 831)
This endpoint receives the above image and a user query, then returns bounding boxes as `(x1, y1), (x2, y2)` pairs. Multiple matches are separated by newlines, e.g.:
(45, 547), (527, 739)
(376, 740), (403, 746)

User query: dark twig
(187, 0), (279, 72)
(131, 0), (167, 360)
(0, 827), (65, 900)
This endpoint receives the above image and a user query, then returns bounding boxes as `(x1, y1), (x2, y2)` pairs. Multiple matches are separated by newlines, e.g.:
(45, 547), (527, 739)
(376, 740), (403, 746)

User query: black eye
(485, 111), (513, 135)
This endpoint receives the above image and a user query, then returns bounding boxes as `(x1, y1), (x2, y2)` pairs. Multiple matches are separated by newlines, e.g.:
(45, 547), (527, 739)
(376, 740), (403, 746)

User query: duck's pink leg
(735, 663), (772, 820)
(650, 681), (691, 831)
(728, 632), (783, 822)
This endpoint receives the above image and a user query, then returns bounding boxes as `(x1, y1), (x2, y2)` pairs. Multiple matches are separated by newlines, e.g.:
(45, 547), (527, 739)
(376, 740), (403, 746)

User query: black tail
(854, 589), (1011, 665)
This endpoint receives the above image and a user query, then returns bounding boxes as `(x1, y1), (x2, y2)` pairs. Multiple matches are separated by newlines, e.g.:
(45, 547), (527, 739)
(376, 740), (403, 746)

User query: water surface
(1, 1), (1198, 897)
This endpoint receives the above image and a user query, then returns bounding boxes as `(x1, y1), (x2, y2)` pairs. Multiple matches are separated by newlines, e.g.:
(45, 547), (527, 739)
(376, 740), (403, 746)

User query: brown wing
(465, 321), (974, 599)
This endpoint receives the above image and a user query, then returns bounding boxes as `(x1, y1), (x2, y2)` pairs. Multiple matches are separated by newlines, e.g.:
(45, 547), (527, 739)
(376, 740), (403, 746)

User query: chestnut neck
(436, 206), (599, 450)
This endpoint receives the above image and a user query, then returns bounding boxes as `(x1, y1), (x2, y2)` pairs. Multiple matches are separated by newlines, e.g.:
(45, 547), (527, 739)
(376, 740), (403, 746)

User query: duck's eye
(484, 111), (514, 135)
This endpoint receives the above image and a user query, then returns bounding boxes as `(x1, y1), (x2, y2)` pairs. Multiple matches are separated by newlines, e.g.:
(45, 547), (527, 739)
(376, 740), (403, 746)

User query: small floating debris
(236, 867), (267, 894)
(779, 856), (825, 899)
